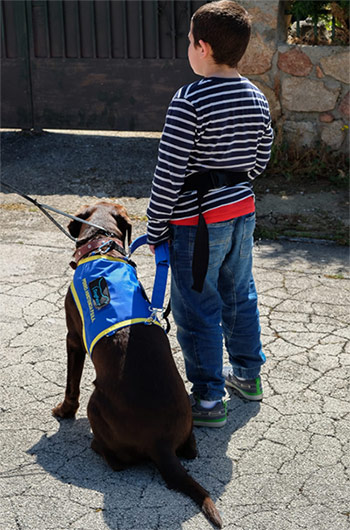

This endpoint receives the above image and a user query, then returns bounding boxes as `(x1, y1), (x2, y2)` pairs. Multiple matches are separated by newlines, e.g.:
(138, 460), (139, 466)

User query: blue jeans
(169, 213), (265, 401)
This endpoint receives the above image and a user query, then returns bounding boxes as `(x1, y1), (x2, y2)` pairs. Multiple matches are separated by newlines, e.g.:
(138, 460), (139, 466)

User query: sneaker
(190, 394), (227, 427)
(223, 366), (263, 401)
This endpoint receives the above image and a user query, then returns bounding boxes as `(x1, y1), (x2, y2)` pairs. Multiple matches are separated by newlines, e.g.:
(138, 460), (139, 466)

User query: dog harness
(70, 255), (162, 356)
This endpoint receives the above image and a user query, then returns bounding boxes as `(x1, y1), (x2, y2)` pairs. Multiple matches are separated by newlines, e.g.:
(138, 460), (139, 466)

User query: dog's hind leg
(91, 438), (128, 471)
(88, 392), (130, 471)
(176, 432), (198, 460)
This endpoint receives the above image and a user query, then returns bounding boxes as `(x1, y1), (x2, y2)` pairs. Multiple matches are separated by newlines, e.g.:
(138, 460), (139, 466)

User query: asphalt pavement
(1, 130), (349, 529)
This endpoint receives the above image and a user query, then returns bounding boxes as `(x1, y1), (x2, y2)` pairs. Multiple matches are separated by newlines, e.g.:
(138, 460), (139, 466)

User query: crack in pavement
(1, 201), (349, 529)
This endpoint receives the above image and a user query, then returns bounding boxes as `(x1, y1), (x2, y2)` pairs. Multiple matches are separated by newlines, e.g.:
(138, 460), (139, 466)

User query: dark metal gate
(1, 0), (205, 131)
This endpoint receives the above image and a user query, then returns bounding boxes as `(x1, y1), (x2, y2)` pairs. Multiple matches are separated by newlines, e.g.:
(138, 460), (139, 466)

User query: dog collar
(70, 237), (126, 269)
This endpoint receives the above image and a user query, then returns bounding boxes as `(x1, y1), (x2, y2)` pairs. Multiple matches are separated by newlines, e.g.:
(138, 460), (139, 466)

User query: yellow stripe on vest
(70, 279), (88, 354)
(78, 255), (128, 267)
(89, 318), (162, 354)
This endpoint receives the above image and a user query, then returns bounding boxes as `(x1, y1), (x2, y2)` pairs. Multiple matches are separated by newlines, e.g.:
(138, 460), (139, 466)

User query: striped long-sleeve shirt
(147, 76), (273, 245)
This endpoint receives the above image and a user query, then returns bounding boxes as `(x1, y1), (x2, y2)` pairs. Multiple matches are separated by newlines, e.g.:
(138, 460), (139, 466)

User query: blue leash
(129, 235), (170, 332)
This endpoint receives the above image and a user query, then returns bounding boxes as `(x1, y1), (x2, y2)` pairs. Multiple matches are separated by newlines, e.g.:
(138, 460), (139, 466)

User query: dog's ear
(67, 205), (93, 238)
(112, 206), (132, 247)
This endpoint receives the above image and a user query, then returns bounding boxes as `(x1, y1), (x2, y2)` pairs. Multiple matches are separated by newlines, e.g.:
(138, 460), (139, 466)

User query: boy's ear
(198, 39), (213, 58)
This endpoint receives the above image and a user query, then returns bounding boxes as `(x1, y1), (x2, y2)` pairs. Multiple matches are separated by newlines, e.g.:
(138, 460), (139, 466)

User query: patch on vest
(89, 277), (110, 309)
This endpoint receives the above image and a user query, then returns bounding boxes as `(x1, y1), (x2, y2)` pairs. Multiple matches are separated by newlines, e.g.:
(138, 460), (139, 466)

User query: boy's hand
(149, 241), (171, 255)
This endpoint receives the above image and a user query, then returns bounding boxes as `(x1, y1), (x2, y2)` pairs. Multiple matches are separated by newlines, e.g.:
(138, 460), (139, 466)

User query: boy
(147, 0), (273, 427)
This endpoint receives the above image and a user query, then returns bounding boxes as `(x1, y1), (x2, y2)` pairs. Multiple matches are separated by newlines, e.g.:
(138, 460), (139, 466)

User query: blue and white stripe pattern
(147, 76), (273, 245)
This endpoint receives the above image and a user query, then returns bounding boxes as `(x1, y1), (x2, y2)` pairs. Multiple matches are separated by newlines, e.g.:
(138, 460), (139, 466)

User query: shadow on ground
(1, 130), (159, 198)
(28, 397), (260, 529)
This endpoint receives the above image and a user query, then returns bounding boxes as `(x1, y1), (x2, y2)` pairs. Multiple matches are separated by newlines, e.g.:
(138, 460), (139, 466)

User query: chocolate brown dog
(52, 201), (222, 528)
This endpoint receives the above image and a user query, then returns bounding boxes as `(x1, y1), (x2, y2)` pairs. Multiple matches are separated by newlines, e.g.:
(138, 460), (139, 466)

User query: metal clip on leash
(98, 240), (113, 255)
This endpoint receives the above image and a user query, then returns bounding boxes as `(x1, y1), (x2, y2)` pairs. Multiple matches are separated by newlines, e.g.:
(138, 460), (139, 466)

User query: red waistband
(170, 196), (255, 226)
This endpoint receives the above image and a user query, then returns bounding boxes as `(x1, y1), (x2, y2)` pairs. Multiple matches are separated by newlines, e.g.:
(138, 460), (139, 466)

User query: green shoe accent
(191, 397), (227, 428)
(223, 368), (263, 401)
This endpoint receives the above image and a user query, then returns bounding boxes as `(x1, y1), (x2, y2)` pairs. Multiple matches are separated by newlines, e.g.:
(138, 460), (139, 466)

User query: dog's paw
(52, 401), (78, 419)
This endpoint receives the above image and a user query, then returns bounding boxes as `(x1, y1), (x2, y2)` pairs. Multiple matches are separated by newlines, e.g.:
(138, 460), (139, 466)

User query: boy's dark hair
(192, 0), (251, 67)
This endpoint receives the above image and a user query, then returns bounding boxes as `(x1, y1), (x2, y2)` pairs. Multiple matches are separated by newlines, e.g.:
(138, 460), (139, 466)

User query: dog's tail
(151, 445), (223, 528)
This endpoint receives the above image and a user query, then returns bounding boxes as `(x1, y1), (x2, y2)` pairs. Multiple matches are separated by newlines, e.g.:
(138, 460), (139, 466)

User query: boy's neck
(202, 63), (241, 79)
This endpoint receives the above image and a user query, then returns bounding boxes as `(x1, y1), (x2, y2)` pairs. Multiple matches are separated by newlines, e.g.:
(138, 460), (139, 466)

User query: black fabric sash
(181, 170), (249, 293)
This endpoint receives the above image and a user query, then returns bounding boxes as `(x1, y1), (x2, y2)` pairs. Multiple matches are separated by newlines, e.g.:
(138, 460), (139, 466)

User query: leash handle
(129, 234), (170, 314)
(128, 234), (148, 254)
(151, 242), (170, 311)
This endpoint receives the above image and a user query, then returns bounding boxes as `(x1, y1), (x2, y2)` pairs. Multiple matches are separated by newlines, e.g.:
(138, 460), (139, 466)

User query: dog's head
(68, 201), (132, 247)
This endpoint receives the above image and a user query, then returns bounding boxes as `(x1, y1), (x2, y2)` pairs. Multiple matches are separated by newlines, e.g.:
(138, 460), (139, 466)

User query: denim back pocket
(240, 213), (256, 258)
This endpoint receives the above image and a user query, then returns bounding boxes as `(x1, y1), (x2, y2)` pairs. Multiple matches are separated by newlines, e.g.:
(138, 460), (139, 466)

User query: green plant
(265, 133), (350, 189)
(288, 0), (349, 44)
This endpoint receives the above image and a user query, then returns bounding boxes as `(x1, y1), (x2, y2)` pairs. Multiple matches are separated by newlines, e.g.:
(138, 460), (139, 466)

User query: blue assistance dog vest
(70, 255), (161, 356)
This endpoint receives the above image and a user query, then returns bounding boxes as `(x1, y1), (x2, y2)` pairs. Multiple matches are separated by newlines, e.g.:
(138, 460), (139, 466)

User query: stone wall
(238, 0), (349, 152)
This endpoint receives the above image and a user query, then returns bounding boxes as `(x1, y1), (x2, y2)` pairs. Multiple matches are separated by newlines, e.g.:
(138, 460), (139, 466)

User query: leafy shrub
(287, 0), (349, 45)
